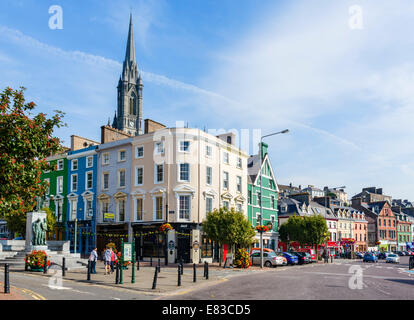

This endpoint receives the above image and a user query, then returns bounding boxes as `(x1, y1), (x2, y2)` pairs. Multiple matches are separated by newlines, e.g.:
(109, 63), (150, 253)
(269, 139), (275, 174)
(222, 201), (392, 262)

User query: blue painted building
(66, 145), (98, 255)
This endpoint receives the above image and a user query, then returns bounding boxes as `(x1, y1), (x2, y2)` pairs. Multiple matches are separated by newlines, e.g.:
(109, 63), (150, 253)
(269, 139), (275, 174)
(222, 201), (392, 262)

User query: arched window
(129, 93), (137, 115)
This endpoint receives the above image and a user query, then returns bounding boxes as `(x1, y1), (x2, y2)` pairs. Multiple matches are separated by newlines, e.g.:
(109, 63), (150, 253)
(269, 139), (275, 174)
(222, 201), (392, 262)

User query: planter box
(29, 266), (46, 272)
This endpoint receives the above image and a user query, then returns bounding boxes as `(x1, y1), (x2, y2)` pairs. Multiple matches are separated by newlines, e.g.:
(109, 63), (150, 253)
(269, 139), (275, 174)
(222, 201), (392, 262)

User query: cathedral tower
(113, 14), (143, 136)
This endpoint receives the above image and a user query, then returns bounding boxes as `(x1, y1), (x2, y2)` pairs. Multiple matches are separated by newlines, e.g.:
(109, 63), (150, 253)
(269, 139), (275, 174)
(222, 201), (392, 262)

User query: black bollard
(87, 260), (91, 281)
(180, 258), (184, 275)
(177, 265), (181, 286)
(204, 261), (207, 278)
(206, 262), (209, 280)
(150, 256), (152, 267)
(152, 267), (158, 290)
(43, 255), (48, 274)
(62, 257), (66, 277)
(4, 263), (10, 294)
(137, 258), (140, 271)
(158, 258), (161, 273)
(25, 255), (29, 272)
(193, 263), (196, 283)
(115, 263), (119, 284)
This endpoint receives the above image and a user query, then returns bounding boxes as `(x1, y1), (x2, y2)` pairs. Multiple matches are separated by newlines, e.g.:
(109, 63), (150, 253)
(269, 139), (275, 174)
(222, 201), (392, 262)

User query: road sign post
(131, 242), (135, 284)
(120, 239), (124, 284)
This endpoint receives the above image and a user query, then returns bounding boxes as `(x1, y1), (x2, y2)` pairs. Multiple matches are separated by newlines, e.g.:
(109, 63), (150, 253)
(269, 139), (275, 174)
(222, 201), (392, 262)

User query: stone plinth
(25, 211), (47, 253)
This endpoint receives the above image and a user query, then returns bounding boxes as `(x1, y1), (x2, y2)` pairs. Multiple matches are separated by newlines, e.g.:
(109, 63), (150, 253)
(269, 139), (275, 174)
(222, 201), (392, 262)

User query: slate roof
(367, 201), (388, 214)
(247, 154), (261, 184)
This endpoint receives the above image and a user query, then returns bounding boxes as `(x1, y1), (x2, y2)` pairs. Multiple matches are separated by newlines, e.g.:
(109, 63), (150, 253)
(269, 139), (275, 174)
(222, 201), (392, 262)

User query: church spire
(123, 13), (136, 76)
(115, 14), (143, 136)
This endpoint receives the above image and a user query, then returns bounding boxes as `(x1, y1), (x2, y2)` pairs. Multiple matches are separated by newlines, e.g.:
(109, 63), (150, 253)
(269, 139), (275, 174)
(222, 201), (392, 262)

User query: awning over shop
(321, 241), (339, 248)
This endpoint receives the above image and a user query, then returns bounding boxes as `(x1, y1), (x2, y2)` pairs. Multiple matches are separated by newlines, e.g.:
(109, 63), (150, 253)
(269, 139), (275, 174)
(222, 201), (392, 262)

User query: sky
(1, 0), (414, 200)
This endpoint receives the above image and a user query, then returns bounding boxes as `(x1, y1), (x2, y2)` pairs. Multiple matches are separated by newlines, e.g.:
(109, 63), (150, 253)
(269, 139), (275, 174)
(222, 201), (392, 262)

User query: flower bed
(117, 252), (131, 268)
(234, 248), (251, 269)
(25, 250), (50, 271)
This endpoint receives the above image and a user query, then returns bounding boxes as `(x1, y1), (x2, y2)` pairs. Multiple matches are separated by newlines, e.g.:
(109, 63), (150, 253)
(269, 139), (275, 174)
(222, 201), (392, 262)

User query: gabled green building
(40, 152), (69, 240)
(247, 142), (279, 251)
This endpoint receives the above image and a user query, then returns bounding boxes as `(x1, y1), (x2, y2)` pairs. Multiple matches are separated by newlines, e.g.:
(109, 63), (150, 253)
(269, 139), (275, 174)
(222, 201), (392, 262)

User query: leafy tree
(278, 214), (328, 249)
(279, 215), (306, 246)
(0, 87), (65, 233)
(304, 215), (329, 246)
(43, 207), (56, 234)
(202, 207), (255, 265)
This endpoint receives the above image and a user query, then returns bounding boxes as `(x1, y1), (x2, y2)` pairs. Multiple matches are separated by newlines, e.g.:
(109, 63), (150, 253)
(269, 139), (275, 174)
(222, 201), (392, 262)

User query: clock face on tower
(129, 120), (134, 127)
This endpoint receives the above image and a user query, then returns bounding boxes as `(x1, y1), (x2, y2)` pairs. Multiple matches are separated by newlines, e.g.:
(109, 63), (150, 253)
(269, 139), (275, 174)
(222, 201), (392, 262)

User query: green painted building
(247, 142), (279, 251)
(40, 152), (69, 240)
(396, 212), (412, 252)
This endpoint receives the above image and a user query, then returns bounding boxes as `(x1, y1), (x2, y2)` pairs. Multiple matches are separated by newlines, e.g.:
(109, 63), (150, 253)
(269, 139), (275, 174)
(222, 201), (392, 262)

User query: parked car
(250, 251), (285, 267)
(275, 253), (288, 265)
(13, 236), (23, 240)
(355, 252), (364, 259)
(378, 252), (390, 259)
(397, 251), (405, 256)
(281, 252), (299, 265)
(303, 252), (312, 263)
(386, 253), (400, 264)
(296, 248), (317, 262)
(250, 248), (276, 255)
(290, 252), (310, 264)
(363, 253), (378, 263)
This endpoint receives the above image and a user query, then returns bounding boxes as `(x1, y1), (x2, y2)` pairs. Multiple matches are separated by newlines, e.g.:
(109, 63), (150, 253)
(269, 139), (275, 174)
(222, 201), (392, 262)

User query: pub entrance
(133, 223), (166, 262)
(176, 233), (190, 263)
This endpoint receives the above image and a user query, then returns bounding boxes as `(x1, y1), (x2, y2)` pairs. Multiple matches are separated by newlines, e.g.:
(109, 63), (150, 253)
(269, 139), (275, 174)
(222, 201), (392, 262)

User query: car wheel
(265, 261), (272, 268)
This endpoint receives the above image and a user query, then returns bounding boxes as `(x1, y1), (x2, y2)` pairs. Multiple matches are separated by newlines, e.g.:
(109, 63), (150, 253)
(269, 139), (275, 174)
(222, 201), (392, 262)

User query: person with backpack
(104, 247), (112, 275)
(89, 248), (98, 274)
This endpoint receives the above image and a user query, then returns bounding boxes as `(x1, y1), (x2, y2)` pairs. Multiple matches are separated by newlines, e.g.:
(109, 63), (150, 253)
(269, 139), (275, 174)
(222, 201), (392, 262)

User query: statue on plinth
(40, 218), (47, 245)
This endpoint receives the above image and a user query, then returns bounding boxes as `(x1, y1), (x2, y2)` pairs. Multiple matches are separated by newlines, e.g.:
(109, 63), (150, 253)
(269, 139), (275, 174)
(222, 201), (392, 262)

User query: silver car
(250, 251), (285, 267)
(386, 253), (400, 264)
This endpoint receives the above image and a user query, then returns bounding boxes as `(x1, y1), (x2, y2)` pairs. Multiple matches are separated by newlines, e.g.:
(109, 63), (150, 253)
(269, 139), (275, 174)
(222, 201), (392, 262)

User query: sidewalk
(0, 282), (29, 300)
(24, 261), (228, 296)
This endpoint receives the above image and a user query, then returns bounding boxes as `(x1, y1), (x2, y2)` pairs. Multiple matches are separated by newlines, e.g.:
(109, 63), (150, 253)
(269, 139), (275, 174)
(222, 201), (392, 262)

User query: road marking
(304, 271), (411, 280)
(19, 287), (47, 300)
(42, 284), (71, 290)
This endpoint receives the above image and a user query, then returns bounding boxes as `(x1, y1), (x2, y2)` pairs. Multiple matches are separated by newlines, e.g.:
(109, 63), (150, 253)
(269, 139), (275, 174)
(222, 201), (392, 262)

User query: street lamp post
(259, 129), (289, 269)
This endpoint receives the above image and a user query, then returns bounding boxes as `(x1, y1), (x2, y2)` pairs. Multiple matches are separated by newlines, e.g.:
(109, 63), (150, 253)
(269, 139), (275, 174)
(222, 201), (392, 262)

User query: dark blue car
(281, 252), (299, 265)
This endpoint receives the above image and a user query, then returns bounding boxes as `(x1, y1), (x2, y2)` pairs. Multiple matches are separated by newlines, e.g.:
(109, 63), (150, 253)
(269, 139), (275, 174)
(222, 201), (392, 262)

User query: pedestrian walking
(104, 247), (112, 275)
(110, 248), (116, 274)
(89, 247), (98, 274)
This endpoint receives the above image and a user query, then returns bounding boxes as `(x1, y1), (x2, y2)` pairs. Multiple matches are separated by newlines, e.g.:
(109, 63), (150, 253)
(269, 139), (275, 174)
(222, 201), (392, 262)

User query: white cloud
(202, 0), (414, 199)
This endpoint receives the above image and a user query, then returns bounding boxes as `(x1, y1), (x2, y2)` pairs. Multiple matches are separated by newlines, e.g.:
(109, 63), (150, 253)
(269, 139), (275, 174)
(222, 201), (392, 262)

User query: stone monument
(25, 211), (48, 253)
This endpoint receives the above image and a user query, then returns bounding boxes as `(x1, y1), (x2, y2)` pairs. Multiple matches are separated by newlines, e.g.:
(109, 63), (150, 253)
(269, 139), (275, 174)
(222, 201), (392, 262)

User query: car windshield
(388, 254), (397, 257)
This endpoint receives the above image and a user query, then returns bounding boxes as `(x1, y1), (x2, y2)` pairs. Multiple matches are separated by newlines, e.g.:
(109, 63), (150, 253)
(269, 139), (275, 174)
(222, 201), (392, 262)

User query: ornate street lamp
(259, 129), (289, 268)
